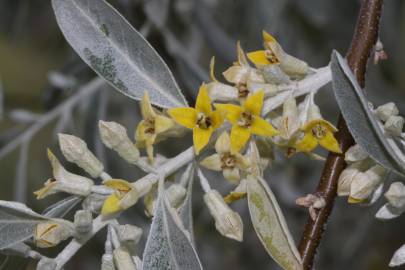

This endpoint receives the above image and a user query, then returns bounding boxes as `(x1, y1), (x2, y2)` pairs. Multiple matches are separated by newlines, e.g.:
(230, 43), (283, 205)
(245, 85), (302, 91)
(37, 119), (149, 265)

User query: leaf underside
(330, 50), (405, 176)
(52, 0), (187, 108)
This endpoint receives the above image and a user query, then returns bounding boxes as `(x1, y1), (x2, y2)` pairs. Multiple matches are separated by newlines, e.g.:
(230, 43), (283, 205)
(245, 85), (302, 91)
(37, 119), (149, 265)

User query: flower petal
(222, 66), (250, 84)
(235, 153), (250, 169)
(200, 154), (222, 171)
(193, 127), (213, 154)
(167, 107), (197, 129)
(244, 90), (264, 116)
(223, 168), (241, 184)
(103, 179), (132, 192)
(250, 117), (278, 137)
(214, 104), (243, 124)
(135, 120), (148, 142)
(210, 110), (225, 129)
(140, 92), (156, 119)
(224, 191), (247, 204)
(294, 133), (318, 153)
(247, 50), (271, 66)
(154, 115), (174, 134)
(33, 180), (57, 200)
(195, 84), (212, 115)
(215, 131), (231, 153)
(146, 137), (155, 162)
(230, 125), (251, 152)
(101, 193), (122, 216)
(262, 30), (277, 43)
(319, 131), (342, 153)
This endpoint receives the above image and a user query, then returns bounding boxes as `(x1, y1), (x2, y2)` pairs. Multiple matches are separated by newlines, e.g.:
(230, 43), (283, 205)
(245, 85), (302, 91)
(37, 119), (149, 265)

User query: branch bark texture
(298, 0), (384, 269)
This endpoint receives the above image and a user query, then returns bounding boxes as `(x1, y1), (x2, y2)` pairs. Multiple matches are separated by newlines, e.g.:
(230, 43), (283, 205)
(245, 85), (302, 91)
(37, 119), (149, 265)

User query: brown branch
(298, 0), (384, 269)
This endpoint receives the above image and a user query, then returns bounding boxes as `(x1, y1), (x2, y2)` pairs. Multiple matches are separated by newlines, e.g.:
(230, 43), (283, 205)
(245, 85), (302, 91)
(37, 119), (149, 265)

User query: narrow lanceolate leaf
(247, 176), (302, 270)
(331, 50), (405, 176)
(0, 201), (47, 249)
(178, 164), (196, 244)
(142, 196), (202, 270)
(42, 196), (82, 218)
(52, 0), (187, 108)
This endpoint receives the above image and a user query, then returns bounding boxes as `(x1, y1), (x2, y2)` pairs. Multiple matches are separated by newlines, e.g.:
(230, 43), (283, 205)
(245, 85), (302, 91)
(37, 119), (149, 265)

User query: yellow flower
(294, 119), (342, 153)
(246, 32), (280, 66)
(101, 179), (133, 216)
(215, 91), (278, 152)
(168, 84), (225, 154)
(135, 92), (175, 161)
(200, 131), (250, 184)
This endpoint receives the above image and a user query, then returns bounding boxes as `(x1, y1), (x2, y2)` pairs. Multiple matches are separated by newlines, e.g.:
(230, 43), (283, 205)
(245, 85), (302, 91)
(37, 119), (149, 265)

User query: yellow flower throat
(197, 113), (212, 129)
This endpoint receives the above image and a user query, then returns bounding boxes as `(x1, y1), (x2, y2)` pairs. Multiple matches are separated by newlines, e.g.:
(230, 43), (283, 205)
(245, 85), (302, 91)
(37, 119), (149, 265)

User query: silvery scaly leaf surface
(142, 195), (202, 270)
(42, 195), (82, 218)
(178, 164), (195, 245)
(0, 201), (47, 249)
(52, 0), (187, 108)
(247, 176), (303, 270)
(331, 50), (405, 176)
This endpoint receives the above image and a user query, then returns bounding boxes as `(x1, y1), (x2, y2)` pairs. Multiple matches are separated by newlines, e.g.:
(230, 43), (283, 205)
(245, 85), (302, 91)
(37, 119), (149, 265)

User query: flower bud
(74, 210), (93, 235)
(99, 121), (140, 164)
(384, 115), (404, 136)
(37, 258), (57, 270)
(206, 82), (238, 102)
(101, 254), (116, 270)
(34, 220), (74, 248)
(58, 133), (104, 177)
(385, 182), (405, 209)
(349, 165), (387, 203)
(261, 65), (291, 85)
(34, 150), (94, 199)
(344, 144), (368, 163)
(337, 163), (363, 196)
(113, 247), (136, 270)
(375, 203), (405, 220)
(247, 81), (279, 97)
(117, 224), (142, 245)
(203, 190), (243, 241)
(82, 193), (107, 214)
(166, 184), (187, 209)
(376, 102), (399, 122)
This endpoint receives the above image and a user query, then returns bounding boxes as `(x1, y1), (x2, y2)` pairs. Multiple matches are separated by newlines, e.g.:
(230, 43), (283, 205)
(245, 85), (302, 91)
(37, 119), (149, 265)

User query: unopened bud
(58, 134), (104, 177)
(261, 65), (291, 85)
(166, 184), (187, 209)
(99, 121), (140, 164)
(74, 210), (93, 235)
(82, 193), (107, 214)
(384, 115), (404, 136)
(206, 82), (238, 102)
(349, 165), (387, 203)
(117, 224), (142, 245)
(35, 220), (73, 248)
(101, 254), (115, 270)
(37, 257), (57, 270)
(113, 247), (136, 270)
(375, 203), (405, 220)
(203, 190), (243, 241)
(376, 102), (399, 122)
(337, 163), (363, 196)
(345, 144), (368, 163)
(385, 182), (405, 209)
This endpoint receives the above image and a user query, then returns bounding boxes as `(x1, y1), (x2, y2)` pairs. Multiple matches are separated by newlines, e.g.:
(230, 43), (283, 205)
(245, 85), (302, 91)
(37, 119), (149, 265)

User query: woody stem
(298, 0), (384, 269)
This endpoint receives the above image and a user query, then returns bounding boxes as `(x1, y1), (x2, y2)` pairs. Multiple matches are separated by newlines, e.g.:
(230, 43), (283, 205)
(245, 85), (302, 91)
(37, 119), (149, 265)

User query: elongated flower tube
(168, 84), (225, 154)
(203, 189), (243, 241)
(34, 150), (94, 199)
(215, 91), (278, 152)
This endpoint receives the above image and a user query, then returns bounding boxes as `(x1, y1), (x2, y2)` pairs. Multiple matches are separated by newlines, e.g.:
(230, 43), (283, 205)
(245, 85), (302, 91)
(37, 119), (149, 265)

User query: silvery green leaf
(178, 164), (195, 244)
(0, 242), (31, 257)
(390, 244), (405, 267)
(0, 201), (47, 249)
(142, 195), (202, 270)
(331, 50), (405, 176)
(247, 176), (303, 270)
(52, 0), (187, 108)
(42, 196), (82, 218)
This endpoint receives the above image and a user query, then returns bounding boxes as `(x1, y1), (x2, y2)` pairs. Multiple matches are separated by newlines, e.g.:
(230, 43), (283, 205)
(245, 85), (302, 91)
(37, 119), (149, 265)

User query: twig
(298, 0), (384, 269)
(0, 78), (105, 160)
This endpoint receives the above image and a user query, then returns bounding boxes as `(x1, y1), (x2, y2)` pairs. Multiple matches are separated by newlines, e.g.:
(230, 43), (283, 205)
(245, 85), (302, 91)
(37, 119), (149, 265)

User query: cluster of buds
(374, 102), (404, 137)
(338, 144), (388, 203)
(376, 182), (405, 220)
